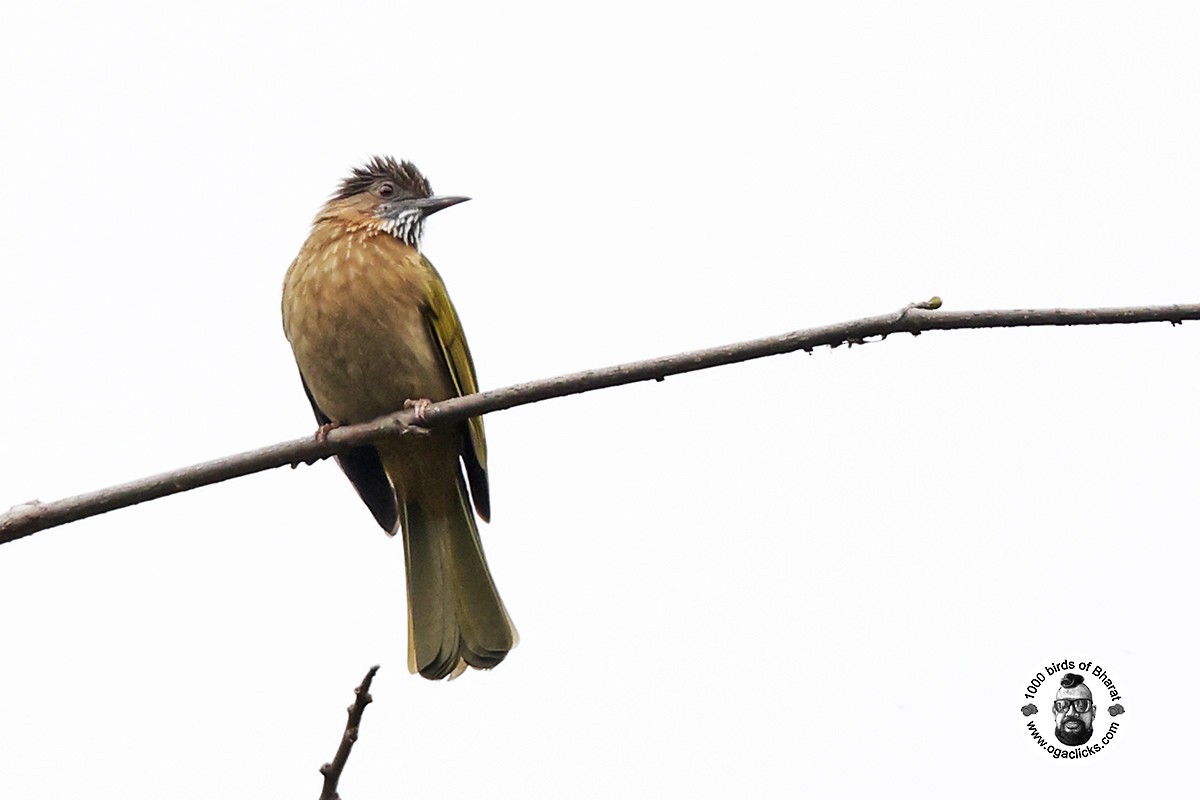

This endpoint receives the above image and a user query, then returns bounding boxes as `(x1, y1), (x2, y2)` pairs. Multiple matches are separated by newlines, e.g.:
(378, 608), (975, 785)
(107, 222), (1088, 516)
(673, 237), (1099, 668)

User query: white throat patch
(379, 209), (424, 247)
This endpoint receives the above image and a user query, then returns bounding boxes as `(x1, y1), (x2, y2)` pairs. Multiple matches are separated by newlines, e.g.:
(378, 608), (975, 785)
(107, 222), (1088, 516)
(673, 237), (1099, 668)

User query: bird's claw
(404, 398), (433, 424)
(291, 422), (343, 467)
(315, 421), (342, 444)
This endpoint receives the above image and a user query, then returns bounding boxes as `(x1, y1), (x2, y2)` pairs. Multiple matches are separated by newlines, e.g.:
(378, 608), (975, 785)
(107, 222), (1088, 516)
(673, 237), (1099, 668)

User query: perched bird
(282, 156), (516, 679)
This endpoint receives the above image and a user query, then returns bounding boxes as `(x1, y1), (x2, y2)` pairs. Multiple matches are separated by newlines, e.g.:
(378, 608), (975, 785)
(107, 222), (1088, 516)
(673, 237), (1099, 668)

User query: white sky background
(1, 1), (1197, 796)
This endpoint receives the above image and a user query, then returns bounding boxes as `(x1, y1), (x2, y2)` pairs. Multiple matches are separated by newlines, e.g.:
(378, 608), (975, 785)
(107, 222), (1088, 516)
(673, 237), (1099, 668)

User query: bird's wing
(423, 257), (491, 522)
(300, 372), (399, 533)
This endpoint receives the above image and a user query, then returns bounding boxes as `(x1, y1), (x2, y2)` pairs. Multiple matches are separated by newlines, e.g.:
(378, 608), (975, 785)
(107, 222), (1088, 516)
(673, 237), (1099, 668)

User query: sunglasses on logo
(1053, 698), (1093, 714)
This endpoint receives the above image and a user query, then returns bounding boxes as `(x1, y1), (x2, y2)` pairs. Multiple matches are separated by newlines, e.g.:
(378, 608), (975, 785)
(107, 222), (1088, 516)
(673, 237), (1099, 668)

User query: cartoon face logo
(1053, 673), (1097, 746)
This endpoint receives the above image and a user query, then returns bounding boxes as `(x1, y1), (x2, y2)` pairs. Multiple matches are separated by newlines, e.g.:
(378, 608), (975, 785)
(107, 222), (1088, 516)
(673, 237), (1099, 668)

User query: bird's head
(323, 156), (469, 247)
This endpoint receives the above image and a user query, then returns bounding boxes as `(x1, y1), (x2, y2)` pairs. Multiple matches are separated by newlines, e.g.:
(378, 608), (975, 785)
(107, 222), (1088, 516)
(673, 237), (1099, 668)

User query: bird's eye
(378, 182), (396, 198)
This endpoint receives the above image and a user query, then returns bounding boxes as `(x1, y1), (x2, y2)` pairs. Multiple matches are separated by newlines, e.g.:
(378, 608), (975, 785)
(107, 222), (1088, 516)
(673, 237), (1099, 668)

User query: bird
(281, 156), (516, 679)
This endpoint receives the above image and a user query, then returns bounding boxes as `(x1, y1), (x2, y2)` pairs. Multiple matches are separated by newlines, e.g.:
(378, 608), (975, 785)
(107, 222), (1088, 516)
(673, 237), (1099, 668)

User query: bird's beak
(404, 195), (471, 217)
(373, 195), (470, 240)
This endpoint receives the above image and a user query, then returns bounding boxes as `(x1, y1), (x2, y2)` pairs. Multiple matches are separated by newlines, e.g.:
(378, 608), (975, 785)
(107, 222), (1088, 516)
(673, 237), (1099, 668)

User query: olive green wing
(424, 257), (490, 522)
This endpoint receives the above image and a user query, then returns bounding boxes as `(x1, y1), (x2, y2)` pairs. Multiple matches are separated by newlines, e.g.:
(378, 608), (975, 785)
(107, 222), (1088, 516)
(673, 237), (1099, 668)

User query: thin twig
(319, 665), (380, 800)
(1, 298), (1197, 545)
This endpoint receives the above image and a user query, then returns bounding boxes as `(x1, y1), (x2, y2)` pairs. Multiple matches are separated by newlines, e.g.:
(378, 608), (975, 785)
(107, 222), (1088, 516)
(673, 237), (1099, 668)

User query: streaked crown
(329, 156), (466, 248)
(333, 156), (432, 203)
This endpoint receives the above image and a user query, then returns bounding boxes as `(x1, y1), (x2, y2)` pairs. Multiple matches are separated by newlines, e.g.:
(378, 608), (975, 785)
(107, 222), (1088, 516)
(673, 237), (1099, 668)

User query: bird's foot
(404, 398), (433, 424)
(402, 398), (434, 436)
(315, 421), (342, 443)
(290, 422), (341, 468)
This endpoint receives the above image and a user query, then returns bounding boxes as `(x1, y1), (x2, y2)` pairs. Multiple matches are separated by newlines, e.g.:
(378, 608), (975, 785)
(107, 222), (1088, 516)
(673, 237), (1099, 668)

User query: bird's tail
(399, 475), (517, 680)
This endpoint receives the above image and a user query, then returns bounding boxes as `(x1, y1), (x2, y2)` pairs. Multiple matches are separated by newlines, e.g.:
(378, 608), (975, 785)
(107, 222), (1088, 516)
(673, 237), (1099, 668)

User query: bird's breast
(282, 230), (453, 424)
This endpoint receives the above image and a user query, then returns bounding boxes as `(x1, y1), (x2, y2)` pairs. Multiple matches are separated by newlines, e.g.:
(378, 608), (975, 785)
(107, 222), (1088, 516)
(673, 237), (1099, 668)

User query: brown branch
(319, 665), (380, 800)
(2, 298), (1197, 545)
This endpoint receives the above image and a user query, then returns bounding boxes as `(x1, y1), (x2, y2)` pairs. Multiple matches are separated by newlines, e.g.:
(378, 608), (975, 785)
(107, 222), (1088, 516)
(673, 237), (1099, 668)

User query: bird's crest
(333, 156), (432, 202)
